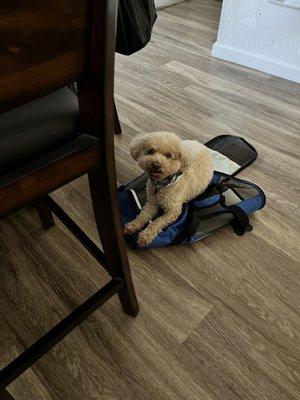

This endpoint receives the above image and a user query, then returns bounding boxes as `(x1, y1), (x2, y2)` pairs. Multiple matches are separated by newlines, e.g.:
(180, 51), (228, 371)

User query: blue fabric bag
(118, 135), (266, 248)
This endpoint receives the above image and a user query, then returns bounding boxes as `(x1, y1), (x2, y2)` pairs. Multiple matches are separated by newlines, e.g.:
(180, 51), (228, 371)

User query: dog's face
(130, 132), (185, 181)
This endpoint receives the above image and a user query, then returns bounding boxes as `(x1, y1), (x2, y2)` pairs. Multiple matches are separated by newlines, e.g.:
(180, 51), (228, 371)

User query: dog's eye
(165, 152), (172, 158)
(147, 148), (155, 155)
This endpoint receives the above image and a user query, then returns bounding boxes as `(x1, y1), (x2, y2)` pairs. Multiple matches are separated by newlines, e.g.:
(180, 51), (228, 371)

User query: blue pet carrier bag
(118, 135), (266, 248)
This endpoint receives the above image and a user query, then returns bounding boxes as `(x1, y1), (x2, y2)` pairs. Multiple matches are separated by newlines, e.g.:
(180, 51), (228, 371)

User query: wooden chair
(114, 100), (123, 135)
(0, 0), (139, 398)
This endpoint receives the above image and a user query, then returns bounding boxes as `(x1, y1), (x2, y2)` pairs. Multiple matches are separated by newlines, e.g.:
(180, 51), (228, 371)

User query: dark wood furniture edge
(0, 140), (99, 219)
(0, 389), (15, 400)
(114, 100), (122, 134)
(0, 278), (123, 391)
(0, 1), (139, 397)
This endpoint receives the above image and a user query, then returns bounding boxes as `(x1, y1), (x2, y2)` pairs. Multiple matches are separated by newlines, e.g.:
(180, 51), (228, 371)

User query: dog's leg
(137, 205), (182, 247)
(124, 203), (158, 235)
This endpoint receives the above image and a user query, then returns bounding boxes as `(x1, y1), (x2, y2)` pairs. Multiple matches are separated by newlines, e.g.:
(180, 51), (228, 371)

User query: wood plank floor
(1, 1), (300, 399)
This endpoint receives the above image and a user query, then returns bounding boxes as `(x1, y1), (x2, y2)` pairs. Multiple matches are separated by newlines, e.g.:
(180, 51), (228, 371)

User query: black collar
(150, 171), (183, 192)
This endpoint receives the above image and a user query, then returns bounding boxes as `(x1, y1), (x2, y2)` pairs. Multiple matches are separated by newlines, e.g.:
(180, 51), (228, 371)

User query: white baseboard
(212, 43), (300, 83)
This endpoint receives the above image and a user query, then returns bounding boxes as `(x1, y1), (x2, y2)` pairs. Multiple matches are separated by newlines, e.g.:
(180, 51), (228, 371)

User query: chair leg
(114, 100), (122, 135)
(0, 390), (15, 400)
(36, 198), (55, 229)
(88, 168), (139, 317)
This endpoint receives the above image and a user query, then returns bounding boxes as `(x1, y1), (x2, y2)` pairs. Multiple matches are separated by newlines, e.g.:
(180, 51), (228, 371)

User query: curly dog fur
(124, 132), (213, 247)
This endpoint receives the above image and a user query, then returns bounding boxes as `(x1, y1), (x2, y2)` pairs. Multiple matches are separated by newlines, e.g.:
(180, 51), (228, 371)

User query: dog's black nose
(151, 161), (160, 171)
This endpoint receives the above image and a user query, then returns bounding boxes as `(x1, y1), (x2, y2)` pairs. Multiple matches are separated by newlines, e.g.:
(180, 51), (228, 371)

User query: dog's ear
(179, 147), (190, 168)
(130, 135), (145, 160)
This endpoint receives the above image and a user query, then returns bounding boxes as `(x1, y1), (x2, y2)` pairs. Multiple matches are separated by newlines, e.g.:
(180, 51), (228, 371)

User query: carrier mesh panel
(205, 135), (257, 173)
(190, 175), (265, 241)
(217, 176), (261, 202)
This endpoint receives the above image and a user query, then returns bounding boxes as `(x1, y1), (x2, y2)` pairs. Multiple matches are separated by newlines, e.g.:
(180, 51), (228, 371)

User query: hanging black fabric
(116, 0), (157, 55)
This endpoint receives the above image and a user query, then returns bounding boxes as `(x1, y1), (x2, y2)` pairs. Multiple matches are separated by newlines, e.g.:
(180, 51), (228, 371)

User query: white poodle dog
(124, 132), (213, 247)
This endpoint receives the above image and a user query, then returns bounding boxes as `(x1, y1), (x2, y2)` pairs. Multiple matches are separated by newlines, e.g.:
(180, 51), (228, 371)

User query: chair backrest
(0, 0), (117, 124)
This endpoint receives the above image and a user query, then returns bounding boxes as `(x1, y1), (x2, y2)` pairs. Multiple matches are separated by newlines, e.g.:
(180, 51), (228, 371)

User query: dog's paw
(137, 231), (154, 247)
(123, 223), (137, 235)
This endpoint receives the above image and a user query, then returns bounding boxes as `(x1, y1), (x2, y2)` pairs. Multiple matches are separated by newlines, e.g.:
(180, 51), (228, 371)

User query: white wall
(212, 0), (300, 83)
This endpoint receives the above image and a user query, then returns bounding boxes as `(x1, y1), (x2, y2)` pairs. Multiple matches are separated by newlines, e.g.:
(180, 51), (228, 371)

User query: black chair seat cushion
(0, 87), (80, 176)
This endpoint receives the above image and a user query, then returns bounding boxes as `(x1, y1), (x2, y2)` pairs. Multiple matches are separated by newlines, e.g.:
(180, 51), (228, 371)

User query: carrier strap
(170, 203), (197, 245)
(171, 182), (252, 244)
(221, 201), (252, 236)
(217, 185), (253, 236)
